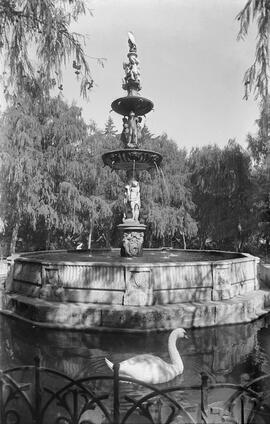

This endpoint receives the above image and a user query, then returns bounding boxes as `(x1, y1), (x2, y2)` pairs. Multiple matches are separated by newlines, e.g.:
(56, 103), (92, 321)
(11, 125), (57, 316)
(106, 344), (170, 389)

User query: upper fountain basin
(111, 96), (154, 116)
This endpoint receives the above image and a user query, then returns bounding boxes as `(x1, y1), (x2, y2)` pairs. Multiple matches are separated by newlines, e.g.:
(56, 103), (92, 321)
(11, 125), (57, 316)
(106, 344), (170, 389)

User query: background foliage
(0, 0), (270, 258)
(0, 91), (269, 257)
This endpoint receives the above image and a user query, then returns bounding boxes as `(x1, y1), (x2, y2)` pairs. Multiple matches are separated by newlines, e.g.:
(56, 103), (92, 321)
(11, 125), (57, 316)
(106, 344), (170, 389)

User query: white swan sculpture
(105, 328), (187, 384)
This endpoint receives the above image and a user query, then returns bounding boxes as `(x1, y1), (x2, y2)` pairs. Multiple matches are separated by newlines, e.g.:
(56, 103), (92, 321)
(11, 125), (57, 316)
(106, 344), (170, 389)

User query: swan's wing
(119, 355), (177, 384)
(104, 358), (113, 371)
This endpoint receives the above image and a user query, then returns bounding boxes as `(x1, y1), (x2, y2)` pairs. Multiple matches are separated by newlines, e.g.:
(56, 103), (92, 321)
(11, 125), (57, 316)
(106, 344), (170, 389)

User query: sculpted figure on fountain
(123, 179), (141, 222)
(121, 112), (143, 148)
(122, 32), (141, 94)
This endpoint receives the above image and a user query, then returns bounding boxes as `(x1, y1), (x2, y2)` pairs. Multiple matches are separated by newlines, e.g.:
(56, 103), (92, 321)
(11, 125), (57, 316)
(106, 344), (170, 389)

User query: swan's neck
(168, 330), (184, 373)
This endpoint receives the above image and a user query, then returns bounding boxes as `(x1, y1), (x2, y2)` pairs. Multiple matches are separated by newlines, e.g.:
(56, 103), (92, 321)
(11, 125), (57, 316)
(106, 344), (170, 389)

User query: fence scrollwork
(1, 357), (270, 424)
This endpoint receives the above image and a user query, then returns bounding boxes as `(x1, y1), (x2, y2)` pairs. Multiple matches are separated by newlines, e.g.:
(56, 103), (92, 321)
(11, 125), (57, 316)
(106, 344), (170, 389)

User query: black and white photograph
(0, 1), (270, 423)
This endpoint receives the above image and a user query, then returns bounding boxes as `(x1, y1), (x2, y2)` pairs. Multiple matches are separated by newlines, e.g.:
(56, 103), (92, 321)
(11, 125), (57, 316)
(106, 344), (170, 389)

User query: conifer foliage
(237, 0), (270, 102)
(0, 0), (95, 98)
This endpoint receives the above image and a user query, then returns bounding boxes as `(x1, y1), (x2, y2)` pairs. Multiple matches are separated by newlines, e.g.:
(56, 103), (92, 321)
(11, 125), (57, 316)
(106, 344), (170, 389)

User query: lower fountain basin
(1, 249), (270, 331)
(102, 149), (162, 171)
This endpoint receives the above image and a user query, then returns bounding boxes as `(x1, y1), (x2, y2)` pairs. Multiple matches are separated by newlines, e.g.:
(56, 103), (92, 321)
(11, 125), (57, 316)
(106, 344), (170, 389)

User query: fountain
(102, 32), (162, 258)
(1, 34), (270, 331)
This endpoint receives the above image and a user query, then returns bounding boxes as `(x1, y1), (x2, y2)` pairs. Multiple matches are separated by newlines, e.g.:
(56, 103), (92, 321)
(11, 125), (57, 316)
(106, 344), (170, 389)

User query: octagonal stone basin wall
(5, 249), (260, 307)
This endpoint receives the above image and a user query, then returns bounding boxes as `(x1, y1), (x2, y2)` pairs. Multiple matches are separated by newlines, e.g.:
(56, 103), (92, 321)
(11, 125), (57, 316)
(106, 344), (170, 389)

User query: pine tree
(104, 116), (117, 136)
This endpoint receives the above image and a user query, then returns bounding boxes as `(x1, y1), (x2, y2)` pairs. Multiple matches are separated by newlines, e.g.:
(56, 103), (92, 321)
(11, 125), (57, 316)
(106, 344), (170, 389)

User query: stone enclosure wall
(6, 252), (260, 307)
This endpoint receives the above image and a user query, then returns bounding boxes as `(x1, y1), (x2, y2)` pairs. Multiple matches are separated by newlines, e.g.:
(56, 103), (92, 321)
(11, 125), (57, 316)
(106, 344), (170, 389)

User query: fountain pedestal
(118, 221), (146, 257)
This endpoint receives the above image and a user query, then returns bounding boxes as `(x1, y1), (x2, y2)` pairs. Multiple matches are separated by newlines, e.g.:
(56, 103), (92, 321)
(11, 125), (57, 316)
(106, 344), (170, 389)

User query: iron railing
(1, 356), (270, 424)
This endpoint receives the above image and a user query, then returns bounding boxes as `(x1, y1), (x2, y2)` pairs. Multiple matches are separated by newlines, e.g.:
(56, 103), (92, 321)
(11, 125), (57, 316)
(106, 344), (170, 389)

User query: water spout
(154, 162), (170, 203)
(133, 159), (136, 180)
(159, 168), (170, 201)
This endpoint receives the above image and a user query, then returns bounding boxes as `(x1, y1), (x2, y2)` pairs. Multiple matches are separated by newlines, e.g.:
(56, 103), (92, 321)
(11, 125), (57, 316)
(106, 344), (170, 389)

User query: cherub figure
(123, 180), (141, 222)
(127, 111), (138, 147)
(121, 116), (129, 147)
(129, 55), (140, 82)
(129, 180), (140, 221)
(136, 116), (143, 143)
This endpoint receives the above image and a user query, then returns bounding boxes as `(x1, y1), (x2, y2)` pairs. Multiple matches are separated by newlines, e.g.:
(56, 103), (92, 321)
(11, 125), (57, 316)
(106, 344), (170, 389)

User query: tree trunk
(148, 233), (153, 248)
(45, 230), (51, 250)
(181, 232), (187, 250)
(9, 220), (20, 254)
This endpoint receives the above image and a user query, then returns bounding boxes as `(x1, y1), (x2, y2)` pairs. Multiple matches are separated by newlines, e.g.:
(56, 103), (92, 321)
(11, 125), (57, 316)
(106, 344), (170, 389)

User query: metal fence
(1, 356), (270, 424)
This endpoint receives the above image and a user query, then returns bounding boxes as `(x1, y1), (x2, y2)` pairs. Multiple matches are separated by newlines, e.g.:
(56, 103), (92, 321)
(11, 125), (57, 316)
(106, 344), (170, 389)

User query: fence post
(0, 371), (5, 424)
(240, 394), (245, 424)
(200, 372), (208, 424)
(34, 356), (41, 424)
(113, 363), (120, 424)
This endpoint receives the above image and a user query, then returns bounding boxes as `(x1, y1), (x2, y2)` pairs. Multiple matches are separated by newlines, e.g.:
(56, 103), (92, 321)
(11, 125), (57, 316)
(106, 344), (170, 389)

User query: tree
(104, 116), (117, 136)
(140, 133), (197, 248)
(237, 0), (270, 102)
(247, 107), (270, 254)
(189, 141), (252, 250)
(0, 0), (101, 99)
(0, 101), (43, 253)
(247, 97), (270, 165)
(237, 1), (270, 249)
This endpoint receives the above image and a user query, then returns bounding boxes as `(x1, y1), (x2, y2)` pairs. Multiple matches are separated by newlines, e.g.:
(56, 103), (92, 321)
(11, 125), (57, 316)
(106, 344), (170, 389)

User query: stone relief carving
(121, 231), (144, 257)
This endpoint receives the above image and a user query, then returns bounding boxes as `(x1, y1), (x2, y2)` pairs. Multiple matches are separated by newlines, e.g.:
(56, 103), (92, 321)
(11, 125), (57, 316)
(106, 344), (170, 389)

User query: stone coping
(7, 249), (259, 267)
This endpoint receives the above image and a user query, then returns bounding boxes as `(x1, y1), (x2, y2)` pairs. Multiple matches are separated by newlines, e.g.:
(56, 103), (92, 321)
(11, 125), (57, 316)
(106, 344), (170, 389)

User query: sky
(62, 0), (260, 150)
(2, 0), (260, 150)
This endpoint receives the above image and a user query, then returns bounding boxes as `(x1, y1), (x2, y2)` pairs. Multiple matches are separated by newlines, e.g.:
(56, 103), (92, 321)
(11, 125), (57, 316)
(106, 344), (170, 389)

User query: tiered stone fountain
(102, 32), (162, 258)
(1, 34), (270, 331)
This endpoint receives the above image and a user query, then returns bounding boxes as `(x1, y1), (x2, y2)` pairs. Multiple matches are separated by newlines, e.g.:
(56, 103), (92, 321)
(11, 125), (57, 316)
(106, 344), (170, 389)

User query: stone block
(236, 279), (256, 296)
(212, 263), (231, 291)
(153, 264), (212, 290)
(13, 280), (41, 297)
(230, 260), (255, 285)
(100, 304), (197, 330)
(212, 288), (232, 301)
(123, 268), (153, 306)
(58, 265), (126, 290)
(192, 303), (217, 327)
(64, 288), (124, 304)
(153, 288), (212, 304)
(13, 261), (42, 284)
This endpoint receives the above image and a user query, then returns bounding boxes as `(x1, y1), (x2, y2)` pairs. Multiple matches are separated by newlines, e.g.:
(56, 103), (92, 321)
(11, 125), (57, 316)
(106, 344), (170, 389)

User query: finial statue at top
(128, 31), (137, 53)
(123, 32), (141, 95)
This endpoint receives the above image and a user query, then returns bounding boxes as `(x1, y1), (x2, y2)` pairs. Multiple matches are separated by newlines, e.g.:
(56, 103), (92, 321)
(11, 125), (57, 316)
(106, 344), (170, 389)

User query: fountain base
(1, 249), (269, 331)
